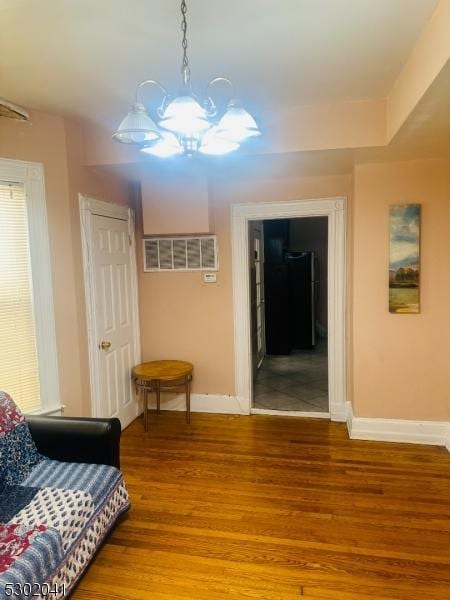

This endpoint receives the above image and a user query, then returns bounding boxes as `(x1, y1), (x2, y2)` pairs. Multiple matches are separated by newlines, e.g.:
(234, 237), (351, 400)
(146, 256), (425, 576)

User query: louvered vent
(143, 236), (218, 272)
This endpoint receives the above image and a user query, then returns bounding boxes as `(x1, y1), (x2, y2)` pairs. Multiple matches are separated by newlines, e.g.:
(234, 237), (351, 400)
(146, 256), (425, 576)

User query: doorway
(250, 217), (328, 414)
(231, 197), (347, 422)
(80, 195), (140, 428)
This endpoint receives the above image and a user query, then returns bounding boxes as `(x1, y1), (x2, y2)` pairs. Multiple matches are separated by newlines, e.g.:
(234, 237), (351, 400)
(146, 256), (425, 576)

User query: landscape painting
(389, 204), (420, 313)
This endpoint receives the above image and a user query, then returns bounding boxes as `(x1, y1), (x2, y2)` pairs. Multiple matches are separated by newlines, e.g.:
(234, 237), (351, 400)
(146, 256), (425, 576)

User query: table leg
(143, 387), (148, 432)
(156, 380), (161, 414)
(186, 378), (191, 424)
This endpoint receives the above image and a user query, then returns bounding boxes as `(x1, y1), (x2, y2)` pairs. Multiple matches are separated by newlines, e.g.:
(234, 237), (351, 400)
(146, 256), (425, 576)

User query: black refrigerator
(285, 251), (316, 350)
(264, 224), (317, 354)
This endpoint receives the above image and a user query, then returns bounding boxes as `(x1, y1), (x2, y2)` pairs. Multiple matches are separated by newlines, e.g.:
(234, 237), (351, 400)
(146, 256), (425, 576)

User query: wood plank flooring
(72, 412), (450, 599)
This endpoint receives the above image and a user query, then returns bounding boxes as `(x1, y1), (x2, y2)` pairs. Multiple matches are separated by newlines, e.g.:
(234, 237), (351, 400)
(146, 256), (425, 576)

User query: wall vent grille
(143, 236), (218, 272)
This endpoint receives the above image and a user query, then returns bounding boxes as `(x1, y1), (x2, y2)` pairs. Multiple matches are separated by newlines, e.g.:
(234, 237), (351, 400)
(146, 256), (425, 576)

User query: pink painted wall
(138, 157), (450, 423)
(141, 169), (211, 235)
(0, 111), (133, 415)
(137, 173), (352, 397)
(63, 119), (133, 414)
(3, 110), (448, 423)
(352, 158), (450, 420)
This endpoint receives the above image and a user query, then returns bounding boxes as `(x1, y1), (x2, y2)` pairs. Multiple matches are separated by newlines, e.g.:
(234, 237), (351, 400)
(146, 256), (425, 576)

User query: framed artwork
(389, 204), (420, 314)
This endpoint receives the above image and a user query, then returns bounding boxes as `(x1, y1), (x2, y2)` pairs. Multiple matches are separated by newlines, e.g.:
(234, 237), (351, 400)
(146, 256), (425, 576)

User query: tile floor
(252, 339), (328, 412)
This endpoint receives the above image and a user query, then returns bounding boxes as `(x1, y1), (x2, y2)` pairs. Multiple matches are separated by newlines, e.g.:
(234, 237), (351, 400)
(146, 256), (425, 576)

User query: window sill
(25, 404), (66, 417)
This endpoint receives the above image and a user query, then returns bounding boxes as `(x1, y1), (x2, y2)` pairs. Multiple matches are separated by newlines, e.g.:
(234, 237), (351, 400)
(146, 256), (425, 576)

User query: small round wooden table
(132, 360), (193, 431)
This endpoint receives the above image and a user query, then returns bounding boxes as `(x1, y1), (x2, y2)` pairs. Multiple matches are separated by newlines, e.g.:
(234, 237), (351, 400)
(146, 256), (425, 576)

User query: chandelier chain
(181, 0), (190, 83)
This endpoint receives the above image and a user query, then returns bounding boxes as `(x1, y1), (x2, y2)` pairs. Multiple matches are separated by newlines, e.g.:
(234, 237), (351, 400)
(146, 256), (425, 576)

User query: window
(0, 159), (60, 414)
(0, 181), (41, 411)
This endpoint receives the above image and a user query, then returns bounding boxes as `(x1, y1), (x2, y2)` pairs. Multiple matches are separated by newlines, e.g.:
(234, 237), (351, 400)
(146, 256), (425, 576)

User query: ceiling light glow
(113, 0), (260, 157)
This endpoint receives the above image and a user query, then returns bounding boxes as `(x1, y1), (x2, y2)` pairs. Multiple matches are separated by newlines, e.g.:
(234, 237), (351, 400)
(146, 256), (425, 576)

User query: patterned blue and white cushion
(22, 460), (123, 507)
(0, 485), (40, 523)
(0, 391), (131, 598)
(0, 527), (64, 600)
(11, 487), (95, 552)
(1, 463), (130, 598)
(47, 479), (130, 597)
(0, 391), (42, 486)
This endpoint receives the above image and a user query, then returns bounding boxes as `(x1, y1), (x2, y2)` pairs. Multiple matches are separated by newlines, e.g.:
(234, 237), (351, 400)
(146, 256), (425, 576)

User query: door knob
(100, 341), (111, 350)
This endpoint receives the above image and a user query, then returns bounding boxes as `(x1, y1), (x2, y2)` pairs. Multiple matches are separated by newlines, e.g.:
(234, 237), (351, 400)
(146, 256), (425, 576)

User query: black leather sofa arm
(26, 416), (122, 469)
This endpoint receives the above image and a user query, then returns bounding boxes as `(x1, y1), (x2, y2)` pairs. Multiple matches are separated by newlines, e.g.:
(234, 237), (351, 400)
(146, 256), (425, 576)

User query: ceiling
(358, 61), (450, 163)
(0, 0), (439, 130)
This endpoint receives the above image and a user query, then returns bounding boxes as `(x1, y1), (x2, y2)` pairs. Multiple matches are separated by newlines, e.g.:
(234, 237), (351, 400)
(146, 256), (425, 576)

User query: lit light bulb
(199, 126), (240, 155)
(159, 96), (211, 137)
(215, 103), (260, 143)
(113, 103), (160, 144)
(141, 132), (182, 158)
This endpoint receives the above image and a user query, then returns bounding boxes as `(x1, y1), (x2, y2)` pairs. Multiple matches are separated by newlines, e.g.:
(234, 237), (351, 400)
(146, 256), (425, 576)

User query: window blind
(0, 181), (41, 412)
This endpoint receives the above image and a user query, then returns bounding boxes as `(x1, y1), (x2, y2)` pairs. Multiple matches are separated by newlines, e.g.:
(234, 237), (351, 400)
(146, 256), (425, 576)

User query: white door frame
(79, 194), (141, 419)
(0, 157), (61, 415)
(231, 197), (348, 422)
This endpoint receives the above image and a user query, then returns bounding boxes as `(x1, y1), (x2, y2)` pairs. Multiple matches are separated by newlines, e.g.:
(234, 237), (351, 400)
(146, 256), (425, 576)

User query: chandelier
(113, 0), (260, 158)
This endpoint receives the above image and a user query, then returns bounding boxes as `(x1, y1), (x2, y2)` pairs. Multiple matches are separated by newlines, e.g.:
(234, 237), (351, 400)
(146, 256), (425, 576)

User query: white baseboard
(27, 404), (66, 417)
(145, 394), (450, 452)
(347, 402), (450, 450)
(251, 408), (330, 419)
(330, 402), (349, 423)
(146, 393), (248, 415)
(445, 429), (450, 453)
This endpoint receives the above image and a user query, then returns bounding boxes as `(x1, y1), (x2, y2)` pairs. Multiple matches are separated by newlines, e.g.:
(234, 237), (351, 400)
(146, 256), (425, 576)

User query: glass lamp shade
(140, 132), (183, 158)
(199, 126), (240, 156)
(159, 95), (210, 137)
(216, 103), (261, 143)
(112, 103), (161, 144)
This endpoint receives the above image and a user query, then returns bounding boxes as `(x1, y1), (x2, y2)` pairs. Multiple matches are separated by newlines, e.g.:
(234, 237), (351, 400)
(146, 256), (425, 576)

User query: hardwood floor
(73, 412), (450, 599)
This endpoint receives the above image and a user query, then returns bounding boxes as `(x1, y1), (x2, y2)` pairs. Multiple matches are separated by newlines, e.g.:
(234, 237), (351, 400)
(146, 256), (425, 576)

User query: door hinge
(128, 234), (132, 246)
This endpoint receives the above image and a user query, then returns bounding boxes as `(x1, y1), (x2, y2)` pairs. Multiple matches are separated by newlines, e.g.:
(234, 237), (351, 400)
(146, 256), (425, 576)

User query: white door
(249, 222), (266, 371)
(254, 227), (266, 367)
(91, 213), (137, 427)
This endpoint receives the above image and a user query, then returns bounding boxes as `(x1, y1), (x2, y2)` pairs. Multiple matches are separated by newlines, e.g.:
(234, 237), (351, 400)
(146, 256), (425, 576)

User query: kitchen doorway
(231, 197), (347, 422)
(250, 217), (328, 414)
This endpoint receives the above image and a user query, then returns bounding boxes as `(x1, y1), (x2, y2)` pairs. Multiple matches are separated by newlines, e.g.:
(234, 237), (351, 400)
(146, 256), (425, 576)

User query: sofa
(0, 391), (130, 599)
